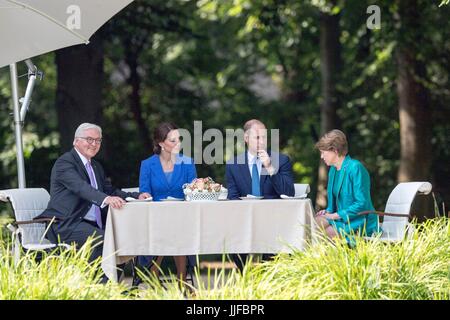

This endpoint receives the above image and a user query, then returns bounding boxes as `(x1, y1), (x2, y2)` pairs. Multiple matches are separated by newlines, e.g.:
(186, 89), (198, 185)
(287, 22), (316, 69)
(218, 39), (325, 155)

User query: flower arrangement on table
(183, 177), (226, 201)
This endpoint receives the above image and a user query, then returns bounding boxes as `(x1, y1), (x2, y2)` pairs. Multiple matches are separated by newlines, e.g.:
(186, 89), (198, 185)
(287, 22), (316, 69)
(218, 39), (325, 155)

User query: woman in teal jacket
(315, 130), (379, 240)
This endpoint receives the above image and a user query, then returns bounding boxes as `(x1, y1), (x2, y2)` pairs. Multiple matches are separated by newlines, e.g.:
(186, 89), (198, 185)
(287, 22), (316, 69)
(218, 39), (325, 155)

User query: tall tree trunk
(124, 45), (152, 152)
(395, 0), (433, 220)
(316, 9), (341, 209)
(55, 34), (104, 153)
(396, 0), (432, 182)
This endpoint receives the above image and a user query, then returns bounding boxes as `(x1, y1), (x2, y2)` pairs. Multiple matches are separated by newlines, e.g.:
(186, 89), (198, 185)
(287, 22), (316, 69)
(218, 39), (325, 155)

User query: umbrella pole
(9, 63), (26, 188)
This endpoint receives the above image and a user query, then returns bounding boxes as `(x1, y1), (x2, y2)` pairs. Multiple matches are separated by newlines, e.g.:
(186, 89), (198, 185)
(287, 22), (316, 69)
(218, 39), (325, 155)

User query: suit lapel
(241, 164), (252, 194)
(91, 161), (103, 192)
(327, 166), (337, 211)
(238, 153), (252, 194)
(169, 155), (182, 189)
(335, 168), (345, 199)
(71, 148), (103, 191)
(335, 155), (350, 199)
(153, 155), (170, 190)
(71, 148), (90, 181)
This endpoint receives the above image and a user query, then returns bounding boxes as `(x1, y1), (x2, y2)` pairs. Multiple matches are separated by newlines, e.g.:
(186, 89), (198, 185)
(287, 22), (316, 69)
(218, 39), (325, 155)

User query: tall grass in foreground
(142, 217), (449, 300)
(0, 237), (127, 299)
(180, 217), (449, 300)
(0, 215), (13, 245)
(1, 217), (449, 299)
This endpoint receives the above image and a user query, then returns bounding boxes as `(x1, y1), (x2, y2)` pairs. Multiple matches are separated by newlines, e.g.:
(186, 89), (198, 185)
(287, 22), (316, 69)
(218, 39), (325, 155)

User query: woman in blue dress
(315, 130), (379, 242)
(136, 122), (197, 283)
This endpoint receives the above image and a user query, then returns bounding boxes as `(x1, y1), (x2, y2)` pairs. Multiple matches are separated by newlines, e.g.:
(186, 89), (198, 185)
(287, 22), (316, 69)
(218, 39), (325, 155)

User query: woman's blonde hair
(315, 129), (348, 156)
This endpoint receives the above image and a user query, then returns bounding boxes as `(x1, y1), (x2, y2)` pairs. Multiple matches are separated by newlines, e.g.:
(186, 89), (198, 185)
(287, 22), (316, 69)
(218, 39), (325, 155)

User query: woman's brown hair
(315, 129), (348, 156)
(153, 122), (178, 154)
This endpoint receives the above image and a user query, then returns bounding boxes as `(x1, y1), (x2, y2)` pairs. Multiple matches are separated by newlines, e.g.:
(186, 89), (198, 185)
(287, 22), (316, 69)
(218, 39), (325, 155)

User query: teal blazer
(326, 155), (379, 235)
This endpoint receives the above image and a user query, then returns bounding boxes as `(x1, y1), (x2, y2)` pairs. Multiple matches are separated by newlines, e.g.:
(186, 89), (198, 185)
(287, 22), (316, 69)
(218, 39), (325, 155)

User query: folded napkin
(280, 194), (307, 199)
(245, 194), (264, 198)
(162, 196), (184, 201)
(125, 196), (152, 202)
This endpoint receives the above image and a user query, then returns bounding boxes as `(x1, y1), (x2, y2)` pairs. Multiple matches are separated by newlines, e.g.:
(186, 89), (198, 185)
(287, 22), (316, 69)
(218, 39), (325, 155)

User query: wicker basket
(184, 190), (221, 201)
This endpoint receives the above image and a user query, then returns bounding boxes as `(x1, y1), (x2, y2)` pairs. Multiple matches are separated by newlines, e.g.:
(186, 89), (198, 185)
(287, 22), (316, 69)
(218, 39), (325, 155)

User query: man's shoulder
(91, 157), (105, 170)
(269, 151), (291, 163)
(55, 150), (77, 165)
(226, 153), (246, 166)
(276, 151), (289, 159)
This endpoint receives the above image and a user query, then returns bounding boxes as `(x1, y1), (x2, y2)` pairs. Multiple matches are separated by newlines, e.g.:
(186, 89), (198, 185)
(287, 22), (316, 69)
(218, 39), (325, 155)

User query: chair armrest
(15, 217), (58, 225)
(357, 210), (409, 217)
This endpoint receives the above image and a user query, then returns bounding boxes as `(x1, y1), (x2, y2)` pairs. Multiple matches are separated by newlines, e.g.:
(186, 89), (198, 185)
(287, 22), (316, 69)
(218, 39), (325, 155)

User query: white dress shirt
(247, 151), (262, 178)
(74, 148), (107, 222)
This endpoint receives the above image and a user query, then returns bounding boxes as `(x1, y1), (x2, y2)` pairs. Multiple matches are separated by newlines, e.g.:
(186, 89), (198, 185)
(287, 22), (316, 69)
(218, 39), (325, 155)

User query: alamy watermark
(66, 5), (81, 30)
(366, 5), (381, 30)
(66, 4), (382, 31)
(165, 121), (280, 173)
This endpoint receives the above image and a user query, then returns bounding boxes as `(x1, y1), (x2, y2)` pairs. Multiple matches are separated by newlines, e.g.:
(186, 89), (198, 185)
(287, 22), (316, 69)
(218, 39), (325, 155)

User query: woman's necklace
(160, 156), (174, 171)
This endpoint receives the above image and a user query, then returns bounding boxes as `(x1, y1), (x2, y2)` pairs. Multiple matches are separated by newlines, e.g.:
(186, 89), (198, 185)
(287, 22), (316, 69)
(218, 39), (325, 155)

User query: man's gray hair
(73, 123), (102, 142)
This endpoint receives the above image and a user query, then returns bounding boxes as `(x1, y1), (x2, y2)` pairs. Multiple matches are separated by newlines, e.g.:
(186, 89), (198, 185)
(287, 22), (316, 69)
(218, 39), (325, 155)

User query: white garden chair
(294, 183), (311, 197)
(358, 182), (432, 242)
(0, 188), (70, 264)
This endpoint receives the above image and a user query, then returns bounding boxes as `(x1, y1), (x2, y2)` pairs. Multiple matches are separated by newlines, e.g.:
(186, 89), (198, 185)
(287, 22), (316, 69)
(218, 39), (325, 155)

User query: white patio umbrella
(0, 0), (133, 187)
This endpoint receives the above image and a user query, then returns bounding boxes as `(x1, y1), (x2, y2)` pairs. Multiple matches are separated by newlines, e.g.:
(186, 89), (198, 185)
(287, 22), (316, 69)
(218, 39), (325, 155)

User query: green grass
(0, 238), (127, 299)
(145, 218), (450, 300)
(1, 217), (449, 299)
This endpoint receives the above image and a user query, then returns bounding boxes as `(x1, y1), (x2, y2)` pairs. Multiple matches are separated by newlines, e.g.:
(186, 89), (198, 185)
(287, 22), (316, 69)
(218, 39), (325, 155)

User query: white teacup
(218, 187), (228, 200)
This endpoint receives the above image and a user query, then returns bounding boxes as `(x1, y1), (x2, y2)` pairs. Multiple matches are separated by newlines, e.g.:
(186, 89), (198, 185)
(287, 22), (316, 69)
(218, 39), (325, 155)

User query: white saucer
(161, 197), (184, 201)
(125, 197), (152, 202)
(239, 196), (264, 200)
(280, 194), (307, 200)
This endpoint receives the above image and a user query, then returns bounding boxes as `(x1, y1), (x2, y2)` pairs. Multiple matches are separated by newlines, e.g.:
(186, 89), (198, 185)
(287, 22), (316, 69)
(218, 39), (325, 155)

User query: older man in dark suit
(37, 123), (151, 268)
(225, 119), (295, 271)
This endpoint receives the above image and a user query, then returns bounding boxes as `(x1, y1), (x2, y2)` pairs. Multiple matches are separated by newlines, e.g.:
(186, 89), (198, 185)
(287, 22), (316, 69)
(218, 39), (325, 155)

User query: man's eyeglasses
(77, 137), (102, 145)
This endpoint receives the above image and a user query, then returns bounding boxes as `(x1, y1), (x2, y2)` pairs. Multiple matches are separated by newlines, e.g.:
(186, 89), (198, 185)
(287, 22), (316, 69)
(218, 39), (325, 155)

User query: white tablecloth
(102, 199), (316, 281)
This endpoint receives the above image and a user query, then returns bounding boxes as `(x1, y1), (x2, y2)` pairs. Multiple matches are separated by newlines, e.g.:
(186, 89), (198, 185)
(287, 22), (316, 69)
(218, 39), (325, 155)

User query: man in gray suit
(37, 123), (151, 266)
